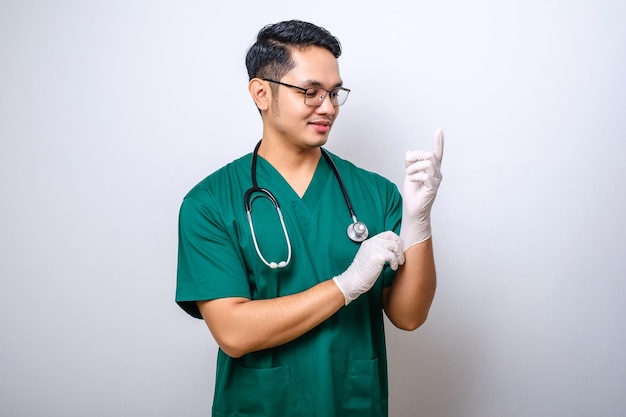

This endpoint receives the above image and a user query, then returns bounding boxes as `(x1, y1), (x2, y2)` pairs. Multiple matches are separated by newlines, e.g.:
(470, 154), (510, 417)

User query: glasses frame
(262, 78), (350, 107)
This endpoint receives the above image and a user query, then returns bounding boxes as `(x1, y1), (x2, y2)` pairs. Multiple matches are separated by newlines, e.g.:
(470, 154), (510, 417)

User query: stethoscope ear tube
(244, 187), (279, 212)
(245, 187), (292, 269)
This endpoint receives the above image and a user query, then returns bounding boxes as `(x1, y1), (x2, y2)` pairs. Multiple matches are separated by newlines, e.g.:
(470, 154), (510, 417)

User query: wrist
(332, 275), (354, 306)
(399, 217), (431, 251)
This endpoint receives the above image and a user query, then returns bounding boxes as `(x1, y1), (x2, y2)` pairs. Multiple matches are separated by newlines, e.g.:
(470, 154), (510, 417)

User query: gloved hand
(400, 129), (444, 250)
(333, 231), (405, 305)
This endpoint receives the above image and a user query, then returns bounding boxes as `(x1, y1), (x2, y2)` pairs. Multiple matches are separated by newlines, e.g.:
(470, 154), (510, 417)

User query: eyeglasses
(262, 79), (350, 107)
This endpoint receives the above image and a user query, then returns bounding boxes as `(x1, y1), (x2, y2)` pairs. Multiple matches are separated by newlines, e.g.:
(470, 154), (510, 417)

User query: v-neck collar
(254, 151), (333, 211)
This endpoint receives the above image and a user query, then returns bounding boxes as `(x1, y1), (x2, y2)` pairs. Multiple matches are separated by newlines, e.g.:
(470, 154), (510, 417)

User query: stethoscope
(244, 140), (369, 269)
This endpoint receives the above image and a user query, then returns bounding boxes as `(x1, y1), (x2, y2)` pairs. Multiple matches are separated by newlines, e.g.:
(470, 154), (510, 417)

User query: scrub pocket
(346, 358), (384, 416)
(235, 365), (295, 417)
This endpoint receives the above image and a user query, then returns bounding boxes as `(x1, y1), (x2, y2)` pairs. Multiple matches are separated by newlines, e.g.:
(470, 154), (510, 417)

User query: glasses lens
(303, 89), (323, 106)
(304, 88), (350, 106)
(333, 88), (349, 106)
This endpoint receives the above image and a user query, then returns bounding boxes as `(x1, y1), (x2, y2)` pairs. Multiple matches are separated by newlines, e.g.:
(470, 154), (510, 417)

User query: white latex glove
(333, 231), (405, 305)
(400, 129), (444, 250)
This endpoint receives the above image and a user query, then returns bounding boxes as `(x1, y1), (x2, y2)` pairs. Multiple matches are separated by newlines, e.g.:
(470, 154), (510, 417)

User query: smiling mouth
(309, 121), (332, 133)
(309, 119), (332, 127)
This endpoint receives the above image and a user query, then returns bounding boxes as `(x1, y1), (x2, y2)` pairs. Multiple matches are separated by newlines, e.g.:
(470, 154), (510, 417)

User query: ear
(248, 78), (271, 112)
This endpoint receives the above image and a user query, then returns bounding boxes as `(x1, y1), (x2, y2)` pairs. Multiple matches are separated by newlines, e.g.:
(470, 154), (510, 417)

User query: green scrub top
(176, 149), (402, 417)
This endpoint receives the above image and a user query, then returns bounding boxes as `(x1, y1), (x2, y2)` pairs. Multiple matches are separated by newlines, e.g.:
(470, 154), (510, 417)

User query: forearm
(383, 237), (436, 330)
(387, 129), (443, 330)
(197, 279), (345, 358)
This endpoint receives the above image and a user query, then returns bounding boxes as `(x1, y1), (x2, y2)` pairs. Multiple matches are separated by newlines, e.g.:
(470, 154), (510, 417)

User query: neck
(256, 139), (322, 197)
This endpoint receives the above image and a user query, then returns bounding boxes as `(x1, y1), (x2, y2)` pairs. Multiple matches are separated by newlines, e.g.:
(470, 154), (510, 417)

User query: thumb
(433, 129), (444, 164)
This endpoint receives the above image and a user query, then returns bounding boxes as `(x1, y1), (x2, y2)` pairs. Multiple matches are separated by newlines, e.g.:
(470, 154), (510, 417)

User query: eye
(304, 89), (320, 98)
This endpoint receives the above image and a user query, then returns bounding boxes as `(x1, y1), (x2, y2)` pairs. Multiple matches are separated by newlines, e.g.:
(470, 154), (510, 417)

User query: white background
(1, 1), (625, 416)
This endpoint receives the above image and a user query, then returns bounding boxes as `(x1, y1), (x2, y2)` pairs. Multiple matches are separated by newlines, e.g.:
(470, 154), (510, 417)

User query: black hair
(245, 20), (342, 81)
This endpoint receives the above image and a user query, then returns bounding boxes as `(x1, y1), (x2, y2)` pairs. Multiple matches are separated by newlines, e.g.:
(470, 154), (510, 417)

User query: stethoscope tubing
(245, 188), (292, 269)
(245, 140), (368, 268)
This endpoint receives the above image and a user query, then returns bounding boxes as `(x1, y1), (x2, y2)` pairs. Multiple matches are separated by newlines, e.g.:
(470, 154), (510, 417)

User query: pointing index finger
(433, 129), (444, 163)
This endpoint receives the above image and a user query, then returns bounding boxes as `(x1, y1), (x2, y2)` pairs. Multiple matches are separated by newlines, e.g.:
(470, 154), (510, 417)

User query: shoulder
(323, 149), (397, 191)
(184, 153), (252, 203)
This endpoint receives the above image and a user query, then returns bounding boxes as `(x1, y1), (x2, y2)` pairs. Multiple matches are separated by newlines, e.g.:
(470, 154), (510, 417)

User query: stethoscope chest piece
(347, 221), (369, 243)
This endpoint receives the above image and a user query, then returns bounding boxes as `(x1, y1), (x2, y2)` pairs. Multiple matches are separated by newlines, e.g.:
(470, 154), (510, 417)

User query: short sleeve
(176, 194), (251, 319)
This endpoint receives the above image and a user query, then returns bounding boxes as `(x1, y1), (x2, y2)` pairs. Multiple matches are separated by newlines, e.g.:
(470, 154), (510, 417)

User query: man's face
(264, 46), (343, 151)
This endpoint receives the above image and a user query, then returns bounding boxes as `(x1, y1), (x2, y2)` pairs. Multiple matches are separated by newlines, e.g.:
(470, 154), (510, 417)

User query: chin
(308, 135), (330, 148)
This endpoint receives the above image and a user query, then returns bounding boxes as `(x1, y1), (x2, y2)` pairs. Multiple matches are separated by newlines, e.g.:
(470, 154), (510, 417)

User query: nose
(316, 93), (337, 115)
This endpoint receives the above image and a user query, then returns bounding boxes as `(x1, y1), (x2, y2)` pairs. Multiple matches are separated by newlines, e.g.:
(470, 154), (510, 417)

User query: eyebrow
(301, 79), (344, 89)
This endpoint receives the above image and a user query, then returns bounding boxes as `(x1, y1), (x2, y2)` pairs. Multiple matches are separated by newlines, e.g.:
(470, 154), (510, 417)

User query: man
(176, 19), (443, 417)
